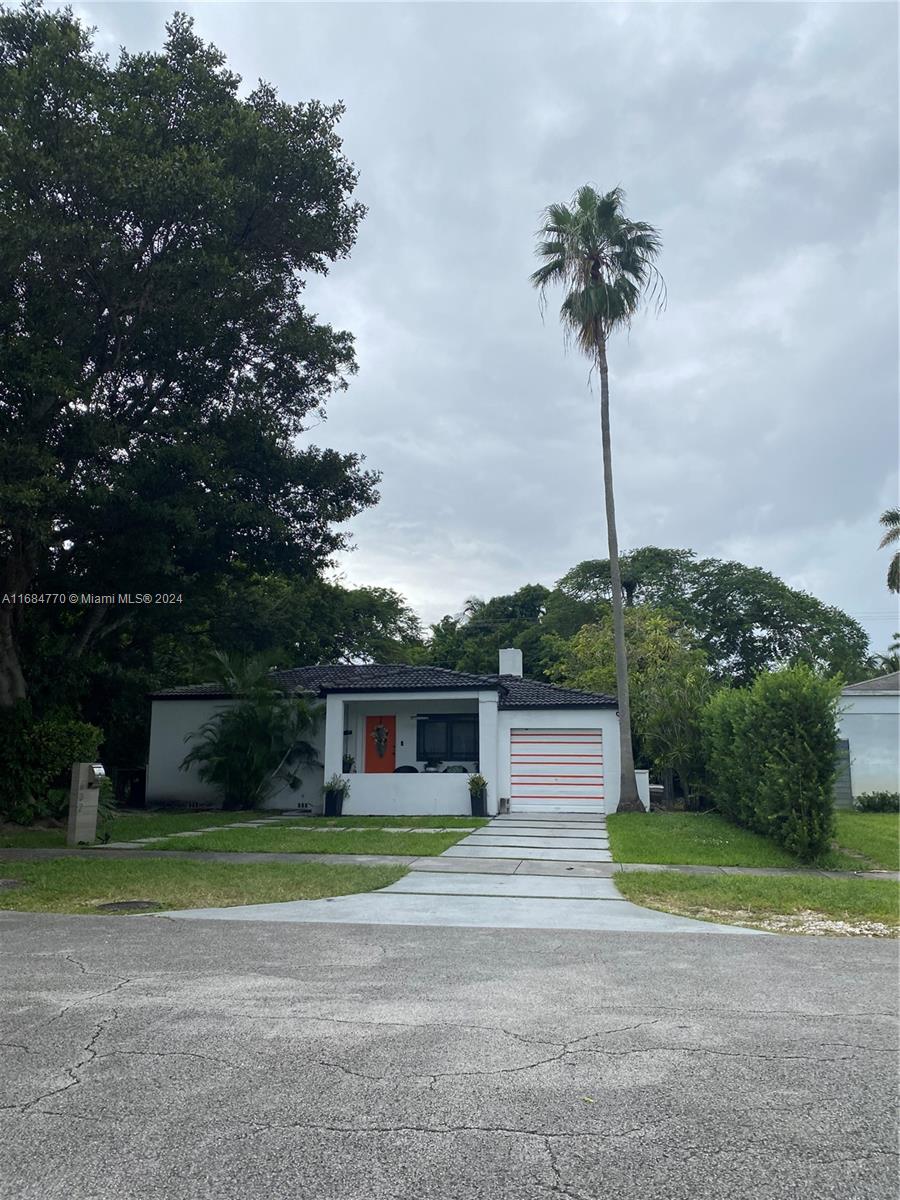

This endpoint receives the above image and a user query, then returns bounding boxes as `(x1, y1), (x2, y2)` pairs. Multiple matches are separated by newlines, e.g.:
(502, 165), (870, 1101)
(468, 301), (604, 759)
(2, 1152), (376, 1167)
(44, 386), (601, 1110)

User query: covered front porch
(322, 688), (500, 815)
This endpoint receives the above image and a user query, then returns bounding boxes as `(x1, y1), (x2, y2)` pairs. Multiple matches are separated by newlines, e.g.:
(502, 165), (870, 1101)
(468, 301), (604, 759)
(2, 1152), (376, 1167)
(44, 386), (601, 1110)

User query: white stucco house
(147, 648), (646, 815)
(836, 672), (900, 803)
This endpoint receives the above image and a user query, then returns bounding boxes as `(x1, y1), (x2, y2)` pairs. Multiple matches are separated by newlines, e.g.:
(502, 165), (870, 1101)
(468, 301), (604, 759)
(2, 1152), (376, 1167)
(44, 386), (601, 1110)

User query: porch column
(323, 693), (345, 782)
(477, 692), (499, 816)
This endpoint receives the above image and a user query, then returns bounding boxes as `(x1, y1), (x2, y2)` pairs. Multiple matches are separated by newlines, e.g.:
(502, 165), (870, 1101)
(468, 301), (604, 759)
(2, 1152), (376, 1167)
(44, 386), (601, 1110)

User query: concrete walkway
(161, 812), (762, 934)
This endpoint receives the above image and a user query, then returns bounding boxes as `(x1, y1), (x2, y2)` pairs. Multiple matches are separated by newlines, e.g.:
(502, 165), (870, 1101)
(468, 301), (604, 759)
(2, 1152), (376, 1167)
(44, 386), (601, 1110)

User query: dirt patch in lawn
(679, 905), (898, 938)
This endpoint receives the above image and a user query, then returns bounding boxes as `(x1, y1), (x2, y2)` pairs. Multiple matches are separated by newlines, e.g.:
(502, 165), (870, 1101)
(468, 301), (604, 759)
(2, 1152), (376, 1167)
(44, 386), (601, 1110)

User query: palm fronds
(878, 509), (900, 593)
(530, 184), (665, 345)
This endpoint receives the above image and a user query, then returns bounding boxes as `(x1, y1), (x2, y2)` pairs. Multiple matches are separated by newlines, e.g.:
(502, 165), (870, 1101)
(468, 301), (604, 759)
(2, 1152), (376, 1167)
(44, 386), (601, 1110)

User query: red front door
(364, 715), (397, 773)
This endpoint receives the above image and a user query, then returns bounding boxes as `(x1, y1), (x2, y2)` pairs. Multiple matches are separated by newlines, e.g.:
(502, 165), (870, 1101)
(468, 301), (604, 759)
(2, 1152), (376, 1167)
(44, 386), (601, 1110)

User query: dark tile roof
(842, 671), (899, 694)
(151, 664), (616, 708)
(497, 675), (616, 709)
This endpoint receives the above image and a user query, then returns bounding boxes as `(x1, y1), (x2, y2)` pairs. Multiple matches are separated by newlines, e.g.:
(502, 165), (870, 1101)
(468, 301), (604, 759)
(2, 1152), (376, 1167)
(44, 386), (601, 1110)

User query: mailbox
(67, 762), (105, 846)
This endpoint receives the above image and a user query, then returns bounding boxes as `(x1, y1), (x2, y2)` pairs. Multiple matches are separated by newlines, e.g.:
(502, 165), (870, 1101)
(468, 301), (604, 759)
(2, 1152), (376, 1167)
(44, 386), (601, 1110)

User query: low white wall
(496, 707), (621, 813)
(839, 693), (900, 797)
(339, 772), (472, 816)
(147, 698), (326, 811)
(635, 769), (650, 811)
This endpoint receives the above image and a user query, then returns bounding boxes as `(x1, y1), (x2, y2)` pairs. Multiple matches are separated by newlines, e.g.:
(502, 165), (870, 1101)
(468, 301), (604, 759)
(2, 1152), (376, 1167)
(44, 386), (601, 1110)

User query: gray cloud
(73, 2), (899, 648)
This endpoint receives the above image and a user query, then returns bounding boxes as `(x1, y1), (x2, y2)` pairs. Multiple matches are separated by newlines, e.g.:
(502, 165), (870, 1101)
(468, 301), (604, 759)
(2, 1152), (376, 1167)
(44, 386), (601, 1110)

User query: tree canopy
(0, 3), (375, 705)
(555, 548), (869, 684)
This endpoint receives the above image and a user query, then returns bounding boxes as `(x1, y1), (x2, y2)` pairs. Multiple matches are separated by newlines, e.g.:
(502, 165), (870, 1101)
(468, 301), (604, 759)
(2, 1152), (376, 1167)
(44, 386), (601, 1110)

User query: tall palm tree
(531, 185), (665, 812)
(878, 508), (900, 593)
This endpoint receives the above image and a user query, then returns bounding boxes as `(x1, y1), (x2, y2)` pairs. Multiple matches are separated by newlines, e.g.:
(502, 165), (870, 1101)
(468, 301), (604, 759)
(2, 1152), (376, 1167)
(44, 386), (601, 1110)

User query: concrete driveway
(0, 911), (896, 1199)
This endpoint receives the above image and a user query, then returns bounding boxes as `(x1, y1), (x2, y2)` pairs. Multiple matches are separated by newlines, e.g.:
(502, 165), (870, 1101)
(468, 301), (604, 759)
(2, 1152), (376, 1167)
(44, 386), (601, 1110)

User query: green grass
(0, 810), (488, 849)
(277, 815), (489, 829)
(606, 812), (859, 870)
(0, 858), (405, 914)
(616, 871), (899, 934)
(144, 827), (470, 856)
(0, 809), (271, 849)
(0, 828), (67, 848)
(832, 812), (899, 871)
(107, 809), (273, 840)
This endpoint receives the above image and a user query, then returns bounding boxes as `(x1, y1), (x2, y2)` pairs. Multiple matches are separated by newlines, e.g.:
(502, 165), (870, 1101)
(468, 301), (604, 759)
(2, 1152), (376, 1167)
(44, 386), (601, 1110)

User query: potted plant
(468, 773), (487, 818)
(323, 773), (350, 818)
(342, 753), (355, 773)
(423, 758), (443, 773)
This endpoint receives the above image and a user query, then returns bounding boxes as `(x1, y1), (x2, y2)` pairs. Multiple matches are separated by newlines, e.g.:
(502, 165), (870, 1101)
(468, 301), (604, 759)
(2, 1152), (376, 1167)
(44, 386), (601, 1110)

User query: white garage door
(509, 728), (605, 813)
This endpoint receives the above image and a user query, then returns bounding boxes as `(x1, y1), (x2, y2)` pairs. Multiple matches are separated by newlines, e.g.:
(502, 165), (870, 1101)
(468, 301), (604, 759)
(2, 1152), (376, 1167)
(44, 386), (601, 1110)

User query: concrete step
(442, 845), (612, 863)
(386, 871), (624, 900)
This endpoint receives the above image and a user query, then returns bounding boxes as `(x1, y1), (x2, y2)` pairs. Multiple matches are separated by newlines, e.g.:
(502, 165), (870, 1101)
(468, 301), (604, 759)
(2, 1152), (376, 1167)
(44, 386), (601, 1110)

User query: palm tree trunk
(598, 338), (642, 812)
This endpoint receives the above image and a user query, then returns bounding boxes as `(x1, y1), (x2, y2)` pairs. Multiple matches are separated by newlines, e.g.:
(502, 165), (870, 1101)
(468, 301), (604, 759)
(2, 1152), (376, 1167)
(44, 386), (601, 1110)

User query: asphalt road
(0, 912), (897, 1200)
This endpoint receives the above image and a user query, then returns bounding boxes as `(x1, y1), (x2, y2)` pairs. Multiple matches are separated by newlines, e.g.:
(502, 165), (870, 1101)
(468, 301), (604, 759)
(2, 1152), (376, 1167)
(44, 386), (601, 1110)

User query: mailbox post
(67, 762), (105, 847)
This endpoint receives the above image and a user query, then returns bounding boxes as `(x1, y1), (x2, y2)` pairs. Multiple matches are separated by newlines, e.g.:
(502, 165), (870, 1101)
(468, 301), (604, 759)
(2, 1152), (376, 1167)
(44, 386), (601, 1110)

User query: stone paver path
(161, 811), (761, 934)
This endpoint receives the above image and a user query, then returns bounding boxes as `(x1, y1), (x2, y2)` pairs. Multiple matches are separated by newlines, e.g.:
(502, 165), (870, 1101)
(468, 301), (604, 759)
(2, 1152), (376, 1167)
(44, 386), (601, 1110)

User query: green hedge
(0, 703), (102, 824)
(701, 666), (841, 861)
(854, 791), (900, 813)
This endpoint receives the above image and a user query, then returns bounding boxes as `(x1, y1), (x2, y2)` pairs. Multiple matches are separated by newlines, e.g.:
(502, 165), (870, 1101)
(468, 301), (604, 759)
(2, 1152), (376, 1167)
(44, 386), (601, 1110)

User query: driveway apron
(162, 812), (761, 934)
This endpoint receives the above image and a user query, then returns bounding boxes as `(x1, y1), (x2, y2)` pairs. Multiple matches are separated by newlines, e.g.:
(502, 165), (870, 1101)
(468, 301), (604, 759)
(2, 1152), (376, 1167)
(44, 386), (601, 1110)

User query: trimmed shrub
(701, 688), (755, 828)
(701, 666), (842, 862)
(0, 703), (103, 824)
(854, 791), (900, 813)
(750, 667), (841, 860)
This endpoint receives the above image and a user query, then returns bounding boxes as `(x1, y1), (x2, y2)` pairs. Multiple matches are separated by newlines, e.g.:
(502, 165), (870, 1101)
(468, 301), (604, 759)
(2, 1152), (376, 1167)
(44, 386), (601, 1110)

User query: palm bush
(181, 654), (322, 809)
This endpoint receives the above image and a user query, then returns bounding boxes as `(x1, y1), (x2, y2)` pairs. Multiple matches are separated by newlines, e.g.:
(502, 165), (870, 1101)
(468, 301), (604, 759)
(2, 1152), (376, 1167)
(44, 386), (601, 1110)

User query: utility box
(67, 762), (105, 847)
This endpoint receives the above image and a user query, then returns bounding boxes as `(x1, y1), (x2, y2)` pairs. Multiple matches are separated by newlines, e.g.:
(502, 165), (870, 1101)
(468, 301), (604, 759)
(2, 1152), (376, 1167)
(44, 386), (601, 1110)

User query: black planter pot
(470, 790), (486, 818)
(324, 790), (344, 817)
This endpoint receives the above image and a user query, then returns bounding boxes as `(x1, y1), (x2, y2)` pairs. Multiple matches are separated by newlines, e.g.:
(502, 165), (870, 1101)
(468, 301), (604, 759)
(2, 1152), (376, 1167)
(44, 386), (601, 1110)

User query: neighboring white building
(837, 672), (900, 802)
(147, 649), (648, 815)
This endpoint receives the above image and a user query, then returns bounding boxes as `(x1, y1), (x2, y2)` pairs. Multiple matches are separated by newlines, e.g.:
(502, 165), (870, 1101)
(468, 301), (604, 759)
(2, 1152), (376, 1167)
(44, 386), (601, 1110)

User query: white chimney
(498, 647), (523, 677)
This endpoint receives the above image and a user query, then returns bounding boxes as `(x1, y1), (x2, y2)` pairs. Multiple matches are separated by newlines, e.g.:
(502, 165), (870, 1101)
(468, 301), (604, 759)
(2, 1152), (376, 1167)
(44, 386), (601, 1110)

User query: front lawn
(0, 808), (272, 849)
(833, 812), (899, 871)
(144, 827), (469, 856)
(616, 871), (899, 936)
(277, 815), (488, 829)
(0, 858), (405, 914)
(0, 828), (67, 848)
(0, 811), (488, 849)
(607, 812), (858, 870)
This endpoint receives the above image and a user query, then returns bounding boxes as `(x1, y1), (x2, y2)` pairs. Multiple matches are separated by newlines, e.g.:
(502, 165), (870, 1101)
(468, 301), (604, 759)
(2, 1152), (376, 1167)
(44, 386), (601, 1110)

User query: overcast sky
(72, 2), (899, 650)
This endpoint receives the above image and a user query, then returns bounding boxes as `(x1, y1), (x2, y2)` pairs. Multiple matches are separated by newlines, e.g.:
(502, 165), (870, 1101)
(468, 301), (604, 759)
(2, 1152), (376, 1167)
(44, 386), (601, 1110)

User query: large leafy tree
(557, 548), (869, 684)
(531, 185), (665, 810)
(21, 574), (423, 767)
(878, 508), (900, 593)
(547, 607), (712, 804)
(0, 4), (376, 705)
(423, 584), (593, 678)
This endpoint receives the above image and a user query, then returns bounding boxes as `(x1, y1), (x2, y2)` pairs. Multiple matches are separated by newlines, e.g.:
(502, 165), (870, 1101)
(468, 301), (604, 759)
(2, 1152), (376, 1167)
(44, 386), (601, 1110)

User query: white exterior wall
(147, 699), (233, 805)
(838, 692), (900, 797)
(146, 698), (326, 811)
(497, 708), (621, 813)
(148, 690), (625, 816)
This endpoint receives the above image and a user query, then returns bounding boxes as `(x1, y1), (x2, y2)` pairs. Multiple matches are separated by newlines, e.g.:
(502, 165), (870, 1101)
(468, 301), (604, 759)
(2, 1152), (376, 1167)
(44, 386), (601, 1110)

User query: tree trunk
(0, 606), (27, 707)
(598, 339), (642, 812)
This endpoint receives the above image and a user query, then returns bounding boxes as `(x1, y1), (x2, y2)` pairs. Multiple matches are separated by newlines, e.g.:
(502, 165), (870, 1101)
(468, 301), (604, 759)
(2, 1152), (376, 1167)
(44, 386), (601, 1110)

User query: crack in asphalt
(36, 975), (133, 1034)
(315, 1026), (882, 1084)
(16, 1010), (122, 1114)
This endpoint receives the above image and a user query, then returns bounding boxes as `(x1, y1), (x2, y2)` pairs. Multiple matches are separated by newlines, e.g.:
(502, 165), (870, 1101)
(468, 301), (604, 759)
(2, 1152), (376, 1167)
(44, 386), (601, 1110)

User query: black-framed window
(416, 714), (479, 762)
